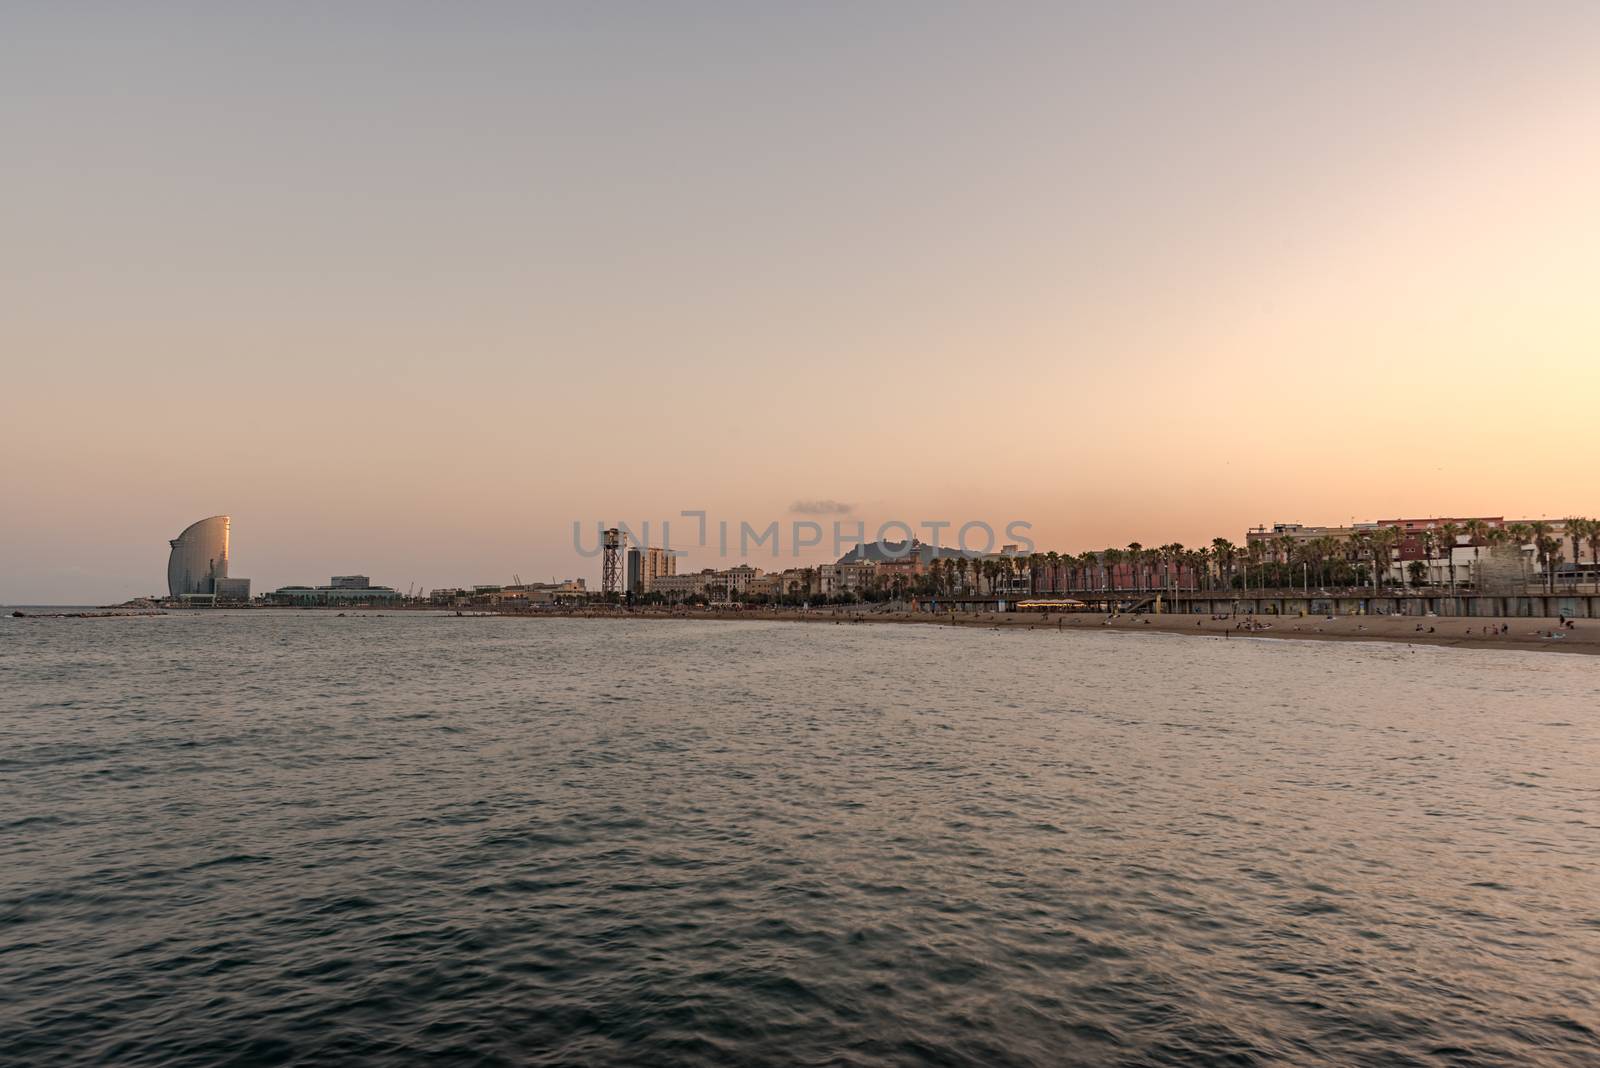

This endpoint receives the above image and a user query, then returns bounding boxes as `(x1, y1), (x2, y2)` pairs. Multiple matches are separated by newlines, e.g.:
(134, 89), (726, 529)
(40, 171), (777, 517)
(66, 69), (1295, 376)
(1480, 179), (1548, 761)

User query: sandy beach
(29, 604), (1590, 655)
(562, 606), (1600, 656)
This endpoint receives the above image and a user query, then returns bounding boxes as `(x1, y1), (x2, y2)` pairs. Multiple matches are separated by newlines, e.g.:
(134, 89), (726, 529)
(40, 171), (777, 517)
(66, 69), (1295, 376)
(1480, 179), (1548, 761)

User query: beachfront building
(979, 546), (1034, 597)
(166, 514), (253, 604)
(1376, 518), (1501, 586)
(650, 572), (705, 599)
(733, 567), (819, 600)
(1241, 516), (1593, 588)
(1246, 523), (1363, 555)
(214, 577), (252, 603)
(436, 578), (588, 607)
(709, 565), (762, 599)
(648, 566), (766, 600)
(639, 547), (677, 592)
(1496, 518), (1591, 587)
(266, 578), (404, 606)
(816, 561), (878, 596)
(745, 573), (783, 598)
(873, 556), (925, 579)
(167, 515), (231, 598)
(626, 548), (642, 596)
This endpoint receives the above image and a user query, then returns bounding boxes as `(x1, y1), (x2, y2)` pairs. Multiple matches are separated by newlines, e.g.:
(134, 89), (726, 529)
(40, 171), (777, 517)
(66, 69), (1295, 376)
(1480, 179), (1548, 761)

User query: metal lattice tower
(601, 528), (622, 595)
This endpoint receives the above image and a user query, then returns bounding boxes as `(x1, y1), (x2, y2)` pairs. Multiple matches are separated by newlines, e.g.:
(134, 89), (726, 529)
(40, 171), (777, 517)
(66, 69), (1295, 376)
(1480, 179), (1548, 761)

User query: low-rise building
(649, 566), (765, 600)
(268, 579), (403, 606)
(816, 561), (878, 596)
(214, 577), (252, 603)
(650, 571), (711, 598)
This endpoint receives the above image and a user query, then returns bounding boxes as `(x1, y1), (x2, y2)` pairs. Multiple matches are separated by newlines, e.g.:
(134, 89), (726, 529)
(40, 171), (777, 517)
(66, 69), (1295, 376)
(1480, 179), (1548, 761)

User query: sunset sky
(4, 3), (1598, 602)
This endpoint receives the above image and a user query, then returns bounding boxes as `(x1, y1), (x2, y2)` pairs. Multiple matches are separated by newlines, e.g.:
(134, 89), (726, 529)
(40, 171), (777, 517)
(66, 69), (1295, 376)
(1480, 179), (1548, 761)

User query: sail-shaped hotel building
(167, 515), (233, 599)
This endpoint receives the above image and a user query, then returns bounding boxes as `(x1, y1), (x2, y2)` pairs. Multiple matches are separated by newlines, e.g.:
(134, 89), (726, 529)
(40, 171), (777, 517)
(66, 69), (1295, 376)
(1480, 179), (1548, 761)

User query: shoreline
(12, 604), (1594, 655)
(516, 606), (1600, 656)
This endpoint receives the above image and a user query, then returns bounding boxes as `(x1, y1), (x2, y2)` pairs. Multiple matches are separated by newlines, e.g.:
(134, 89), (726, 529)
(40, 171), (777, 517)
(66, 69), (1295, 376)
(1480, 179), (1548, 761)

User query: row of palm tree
(902, 518), (1600, 599)
(666, 520), (1600, 605)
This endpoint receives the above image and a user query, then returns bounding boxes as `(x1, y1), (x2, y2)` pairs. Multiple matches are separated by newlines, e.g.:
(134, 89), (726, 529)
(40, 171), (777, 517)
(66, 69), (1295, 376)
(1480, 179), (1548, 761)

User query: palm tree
(1437, 521), (1461, 594)
(1564, 517), (1594, 592)
(1101, 548), (1122, 593)
(1341, 534), (1364, 587)
(1310, 535), (1341, 588)
(1504, 523), (1533, 588)
(1529, 521), (1555, 593)
(1348, 532), (1370, 588)
(1161, 543), (1182, 598)
(1369, 526), (1401, 592)
(1418, 529), (1437, 589)
(1244, 540), (1264, 592)
(1544, 535), (1565, 593)
(1045, 551), (1060, 594)
(1272, 534), (1293, 570)
(1463, 519), (1491, 588)
(1583, 519), (1600, 593)
(1211, 538), (1235, 590)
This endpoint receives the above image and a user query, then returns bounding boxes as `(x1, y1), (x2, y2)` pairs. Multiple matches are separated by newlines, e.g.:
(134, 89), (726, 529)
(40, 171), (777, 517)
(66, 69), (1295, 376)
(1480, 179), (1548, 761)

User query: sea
(1, 610), (1596, 1066)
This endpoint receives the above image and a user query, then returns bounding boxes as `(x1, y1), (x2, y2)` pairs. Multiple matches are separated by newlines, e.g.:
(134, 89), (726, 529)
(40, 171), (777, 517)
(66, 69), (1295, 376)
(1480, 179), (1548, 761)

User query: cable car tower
(601, 528), (623, 595)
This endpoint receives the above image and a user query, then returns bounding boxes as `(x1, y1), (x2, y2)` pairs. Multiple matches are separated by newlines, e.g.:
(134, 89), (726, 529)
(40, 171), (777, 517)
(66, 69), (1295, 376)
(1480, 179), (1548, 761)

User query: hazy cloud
(790, 499), (854, 516)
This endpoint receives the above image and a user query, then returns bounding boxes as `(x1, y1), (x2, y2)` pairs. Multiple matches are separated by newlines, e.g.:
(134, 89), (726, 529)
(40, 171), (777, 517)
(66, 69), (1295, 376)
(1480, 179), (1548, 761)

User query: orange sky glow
(3, 4), (1597, 601)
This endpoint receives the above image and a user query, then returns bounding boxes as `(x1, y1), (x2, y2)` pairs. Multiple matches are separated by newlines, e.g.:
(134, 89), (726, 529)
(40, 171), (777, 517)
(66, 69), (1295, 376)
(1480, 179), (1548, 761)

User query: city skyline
(5, 3), (1599, 602)
(5, 505), (1595, 606)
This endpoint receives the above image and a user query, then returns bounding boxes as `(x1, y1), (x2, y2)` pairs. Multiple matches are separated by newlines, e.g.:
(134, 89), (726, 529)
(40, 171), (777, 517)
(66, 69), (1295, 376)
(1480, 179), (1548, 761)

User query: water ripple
(1, 613), (1597, 1066)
